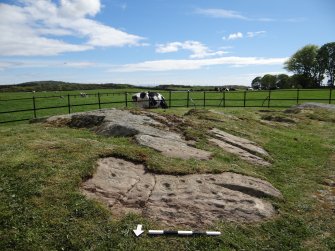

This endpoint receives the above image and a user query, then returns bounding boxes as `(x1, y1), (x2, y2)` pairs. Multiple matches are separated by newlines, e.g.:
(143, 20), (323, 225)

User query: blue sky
(0, 0), (334, 86)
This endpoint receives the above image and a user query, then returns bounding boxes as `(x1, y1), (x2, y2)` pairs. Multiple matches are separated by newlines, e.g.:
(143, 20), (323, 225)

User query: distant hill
(0, 81), (248, 92)
(0, 81), (138, 92)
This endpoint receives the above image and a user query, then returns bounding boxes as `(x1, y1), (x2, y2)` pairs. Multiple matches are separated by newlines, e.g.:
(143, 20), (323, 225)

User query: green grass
(1, 106), (335, 250)
(1, 88), (334, 123)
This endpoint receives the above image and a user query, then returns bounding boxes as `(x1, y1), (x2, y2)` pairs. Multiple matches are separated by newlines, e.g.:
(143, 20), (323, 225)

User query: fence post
(169, 91), (172, 108)
(32, 96), (37, 118)
(98, 92), (101, 109)
(223, 91), (226, 107)
(203, 91), (206, 108)
(268, 90), (271, 108)
(329, 88), (333, 104)
(243, 91), (247, 107)
(125, 92), (128, 107)
(296, 89), (300, 104)
(187, 90), (190, 108)
(67, 94), (71, 114)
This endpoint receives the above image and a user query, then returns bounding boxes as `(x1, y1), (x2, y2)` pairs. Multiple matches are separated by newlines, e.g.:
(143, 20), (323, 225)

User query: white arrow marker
(133, 224), (144, 237)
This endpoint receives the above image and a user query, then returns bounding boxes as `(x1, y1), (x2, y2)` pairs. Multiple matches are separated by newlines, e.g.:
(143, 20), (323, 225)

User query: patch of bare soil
(82, 157), (282, 227)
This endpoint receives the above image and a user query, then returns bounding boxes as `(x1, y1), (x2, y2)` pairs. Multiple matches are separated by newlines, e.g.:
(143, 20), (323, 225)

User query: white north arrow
(133, 224), (144, 237)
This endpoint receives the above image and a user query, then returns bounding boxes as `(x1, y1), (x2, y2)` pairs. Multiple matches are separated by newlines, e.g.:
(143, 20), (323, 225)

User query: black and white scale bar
(148, 230), (221, 236)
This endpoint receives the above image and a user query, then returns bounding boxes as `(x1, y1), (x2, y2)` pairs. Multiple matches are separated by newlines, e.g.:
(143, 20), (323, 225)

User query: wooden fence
(0, 88), (334, 124)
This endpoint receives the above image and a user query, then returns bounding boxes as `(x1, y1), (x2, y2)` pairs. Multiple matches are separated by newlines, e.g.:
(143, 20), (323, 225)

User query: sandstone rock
(290, 102), (335, 111)
(95, 123), (140, 137)
(136, 134), (211, 160)
(209, 128), (271, 166)
(209, 138), (271, 166)
(82, 157), (282, 227)
(210, 128), (269, 157)
(46, 109), (211, 160)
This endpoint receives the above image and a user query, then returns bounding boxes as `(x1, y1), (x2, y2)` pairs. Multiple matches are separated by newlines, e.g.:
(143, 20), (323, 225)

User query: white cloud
(196, 8), (304, 24)
(156, 41), (227, 59)
(0, 0), (144, 56)
(195, 8), (284, 22)
(284, 18), (305, 23)
(0, 60), (99, 69)
(59, 0), (101, 18)
(195, 8), (248, 20)
(222, 31), (267, 41)
(111, 56), (288, 72)
(223, 32), (243, 41)
(246, 31), (266, 38)
(67, 18), (143, 47)
(0, 61), (20, 70)
(62, 61), (97, 68)
(156, 42), (181, 53)
(257, 18), (275, 22)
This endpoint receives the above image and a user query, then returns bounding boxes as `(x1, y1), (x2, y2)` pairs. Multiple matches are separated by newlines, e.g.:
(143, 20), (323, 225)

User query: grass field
(0, 106), (334, 250)
(1, 88), (334, 123)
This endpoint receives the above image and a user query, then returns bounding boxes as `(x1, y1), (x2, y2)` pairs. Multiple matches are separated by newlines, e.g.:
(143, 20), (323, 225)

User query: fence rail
(0, 88), (334, 124)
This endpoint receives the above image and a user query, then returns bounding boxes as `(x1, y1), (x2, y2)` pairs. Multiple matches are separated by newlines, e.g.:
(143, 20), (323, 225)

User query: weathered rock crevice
(214, 183), (274, 199)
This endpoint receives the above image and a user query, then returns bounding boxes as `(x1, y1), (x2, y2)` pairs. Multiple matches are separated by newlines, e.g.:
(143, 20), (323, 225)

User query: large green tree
(317, 42), (335, 87)
(276, 74), (292, 89)
(261, 74), (277, 90)
(290, 74), (313, 89)
(251, 76), (262, 89)
(284, 44), (323, 88)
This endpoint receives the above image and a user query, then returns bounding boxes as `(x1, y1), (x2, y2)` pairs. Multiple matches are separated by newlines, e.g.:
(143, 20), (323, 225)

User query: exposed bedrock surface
(45, 109), (273, 164)
(82, 157), (282, 227)
(45, 109), (212, 160)
(209, 128), (271, 166)
(44, 109), (281, 226)
(287, 102), (335, 111)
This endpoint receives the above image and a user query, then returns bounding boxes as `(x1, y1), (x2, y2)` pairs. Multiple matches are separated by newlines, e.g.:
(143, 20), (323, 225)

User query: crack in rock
(82, 157), (282, 227)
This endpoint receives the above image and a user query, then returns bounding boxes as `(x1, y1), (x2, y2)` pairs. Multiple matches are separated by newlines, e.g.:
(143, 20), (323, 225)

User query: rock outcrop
(209, 128), (271, 166)
(45, 109), (212, 160)
(288, 102), (335, 111)
(82, 157), (282, 227)
(44, 109), (281, 226)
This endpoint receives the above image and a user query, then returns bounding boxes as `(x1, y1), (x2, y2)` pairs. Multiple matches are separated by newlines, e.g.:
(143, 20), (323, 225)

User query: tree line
(251, 42), (335, 89)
